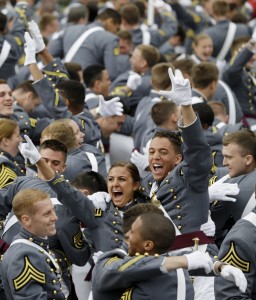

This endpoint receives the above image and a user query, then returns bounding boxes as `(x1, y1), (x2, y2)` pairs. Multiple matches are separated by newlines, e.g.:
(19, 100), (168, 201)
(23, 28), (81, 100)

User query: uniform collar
(20, 228), (50, 251)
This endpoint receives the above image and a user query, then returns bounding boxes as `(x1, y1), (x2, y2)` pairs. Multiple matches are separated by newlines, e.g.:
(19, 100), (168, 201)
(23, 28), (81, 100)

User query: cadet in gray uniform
(119, 3), (178, 48)
(214, 206), (256, 299)
(0, 2), (33, 80)
(1, 189), (69, 299)
(222, 35), (256, 126)
(49, 8), (121, 81)
(203, 0), (251, 61)
(210, 130), (256, 247)
(0, 140), (91, 275)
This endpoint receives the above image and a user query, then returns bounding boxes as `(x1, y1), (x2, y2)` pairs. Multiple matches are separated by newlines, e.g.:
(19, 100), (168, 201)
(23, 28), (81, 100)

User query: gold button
(141, 187), (145, 191)
(177, 215), (182, 220)
(154, 253), (159, 257)
(214, 256), (218, 259)
(29, 237), (33, 242)
(149, 182), (152, 186)
(114, 212), (118, 216)
(114, 230), (118, 234)
(25, 122), (28, 125)
(165, 179), (169, 183)
(114, 238), (119, 242)
(40, 242), (44, 246)
(52, 279), (56, 284)
(24, 130), (27, 133)
(170, 188), (174, 193)
(53, 63), (57, 67)
(59, 259), (62, 262)
(112, 221), (116, 225)
(54, 259), (58, 262)
(52, 84), (56, 87)
(173, 196), (177, 200)
(144, 252), (149, 256)
(20, 115), (24, 119)
(53, 290), (57, 295)
(135, 252), (140, 256)
(50, 268), (54, 272)
(46, 259), (50, 263)
(176, 205), (181, 209)
(178, 225), (182, 230)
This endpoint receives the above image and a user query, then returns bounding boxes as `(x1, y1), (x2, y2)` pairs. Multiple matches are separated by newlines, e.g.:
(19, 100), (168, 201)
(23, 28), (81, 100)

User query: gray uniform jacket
(131, 11), (177, 48)
(1, 228), (67, 300)
(0, 2), (33, 80)
(0, 176), (90, 267)
(92, 249), (194, 300)
(223, 46), (256, 118)
(46, 174), (143, 252)
(64, 146), (107, 181)
(203, 19), (251, 60)
(215, 211), (256, 299)
(140, 117), (212, 233)
(48, 21), (120, 81)
(110, 70), (152, 112)
(32, 59), (101, 146)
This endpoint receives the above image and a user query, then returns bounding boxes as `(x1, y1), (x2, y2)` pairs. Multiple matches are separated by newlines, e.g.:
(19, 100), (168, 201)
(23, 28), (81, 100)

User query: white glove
(92, 251), (104, 264)
(24, 32), (36, 66)
(221, 265), (247, 293)
(200, 213), (215, 237)
(158, 68), (192, 106)
(18, 135), (41, 164)
(98, 96), (123, 117)
(28, 20), (45, 53)
(87, 192), (111, 211)
(130, 148), (149, 171)
(251, 30), (256, 44)
(208, 176), (239, 203)
(185, 251), (213, 274)
(126, 71), (142, 90)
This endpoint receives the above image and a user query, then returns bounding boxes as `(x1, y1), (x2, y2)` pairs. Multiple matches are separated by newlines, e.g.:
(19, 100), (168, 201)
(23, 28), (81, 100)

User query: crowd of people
(0, 0), (256, 299)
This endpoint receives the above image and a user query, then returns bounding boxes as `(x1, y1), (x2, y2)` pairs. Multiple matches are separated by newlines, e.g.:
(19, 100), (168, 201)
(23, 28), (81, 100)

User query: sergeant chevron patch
(73, 230), (84, 249)
(13, 256), (46, 291)
(0, 164), (17, 188)
(120, 287), (133, 300)
(220, 241), (250, 272)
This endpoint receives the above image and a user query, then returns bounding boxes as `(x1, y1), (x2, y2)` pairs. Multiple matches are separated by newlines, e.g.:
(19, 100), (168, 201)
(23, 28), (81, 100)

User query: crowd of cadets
(0, 0), (256, 299)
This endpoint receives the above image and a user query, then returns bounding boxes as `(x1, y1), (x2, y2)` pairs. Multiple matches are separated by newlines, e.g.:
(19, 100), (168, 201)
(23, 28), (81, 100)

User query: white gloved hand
(92, 251), (104, 264)
(221, 265), (247, 293)
(98, 96), (123, 117)
(200, 215), (215, 237)
(185, 251), (213, 274)
(18, 135), (41, 164)
(130, 148), (149, 171)
(87, 191), (111, 211)
(24, 32), (36, 66)
(251, 30), (256, 44)
(126, 71), (142, 90)
(28, 20), (45, 53)
(158, 68), (192, 106)
(208, 176), (239, 203)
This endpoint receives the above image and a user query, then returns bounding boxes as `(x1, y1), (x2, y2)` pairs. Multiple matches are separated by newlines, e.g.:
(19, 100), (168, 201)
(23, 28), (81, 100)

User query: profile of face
(119, 38), (132, 55)
(39, 148), (66, 175)
(149, 137), (182, 182)
(108, 166), (140, 207)
(0, 84), (14, 117)
(6, 126), (23, 157)
(130, 48), (146, 73)
(99, 70), (111, 97)
(12, 89), (36, 114)
(24, 198), (58, 237)
(126, 216), (146, 255)
(222, 143), (253, 178)
(68, 120), (85, 147)
(193, 37), (213, 62)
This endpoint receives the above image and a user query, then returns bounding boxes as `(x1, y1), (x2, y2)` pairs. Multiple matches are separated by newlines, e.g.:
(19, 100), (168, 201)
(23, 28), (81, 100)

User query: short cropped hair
(13, 189), (50, 221)
(152, 130), (182, 154)
(39, 139), (68, 162)
(191, 62), (219, 89)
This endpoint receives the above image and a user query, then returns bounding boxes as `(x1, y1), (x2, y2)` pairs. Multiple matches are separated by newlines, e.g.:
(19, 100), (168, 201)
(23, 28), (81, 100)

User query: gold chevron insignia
(73, 230), (84, 249)
(52, 177), (65, 185)
(104, 256), (121, 267)
(120, 287), (133, 300)
(220, 242), (250, 272)
(29, 118), (37, 128)
(0, 164), (17, 188)
(13, 256), (46, 291)
(95, 209), (103, 217)
(209, 175), (217, 186)
(119, 255), (145, 271)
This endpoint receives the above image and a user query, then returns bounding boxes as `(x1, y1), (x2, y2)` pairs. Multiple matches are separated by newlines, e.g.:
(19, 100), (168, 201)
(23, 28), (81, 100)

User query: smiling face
(193, 37), (213, 62)
(149, 137), (182, 182)
(26, 198), (58, 237)
(108, 166), (140, 207)
(0, 83), (14, 116)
